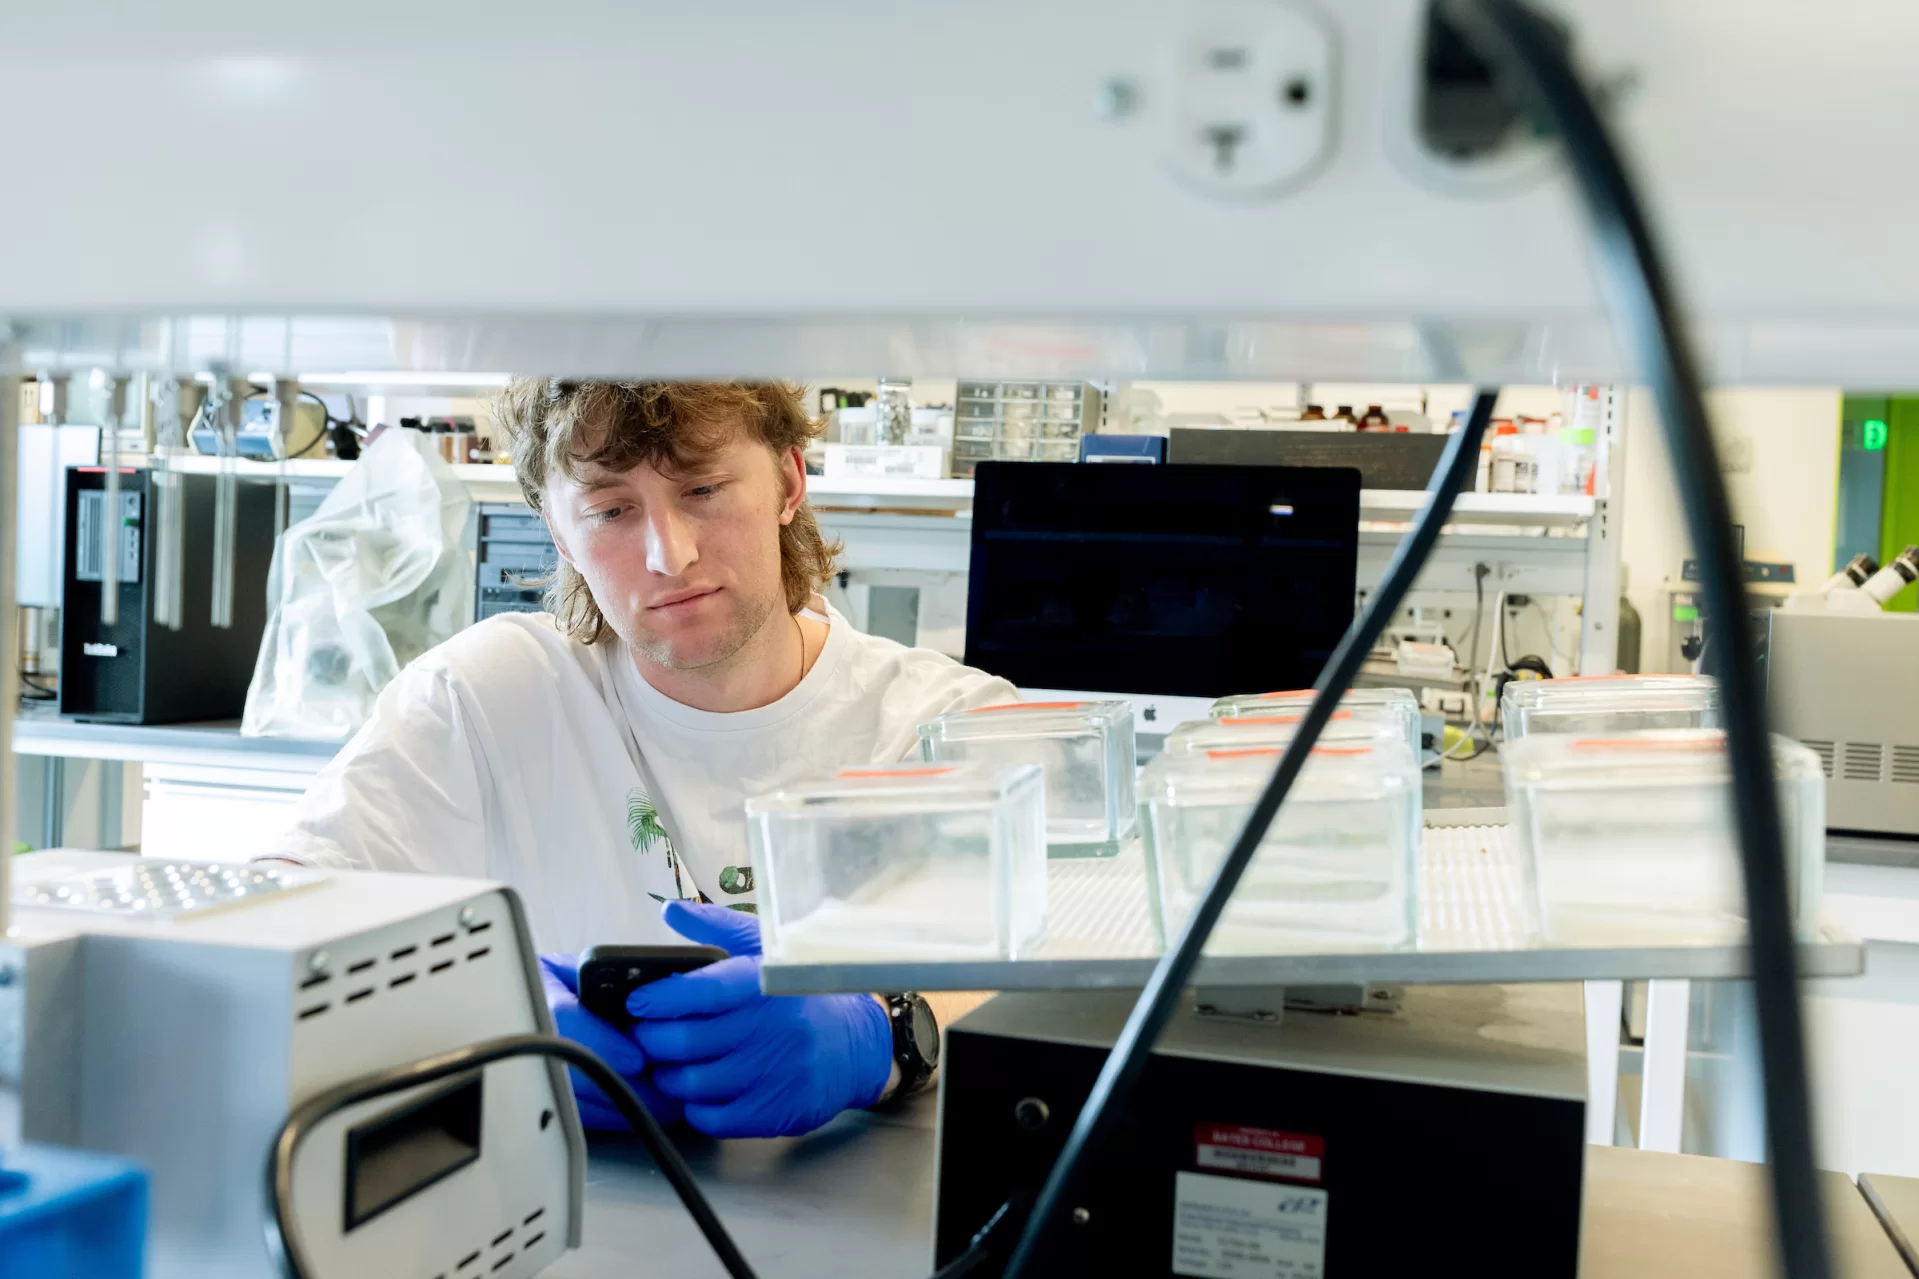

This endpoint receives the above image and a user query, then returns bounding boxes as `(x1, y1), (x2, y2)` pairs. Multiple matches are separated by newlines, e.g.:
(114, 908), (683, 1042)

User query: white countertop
(11, 711), (341, 775)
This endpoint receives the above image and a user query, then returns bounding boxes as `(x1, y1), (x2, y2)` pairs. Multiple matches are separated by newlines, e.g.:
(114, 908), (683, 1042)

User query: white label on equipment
(1172, 1172), (1328, 1279)
(821, 443), (946, 479)
(1196, 1145), (1322, 1181)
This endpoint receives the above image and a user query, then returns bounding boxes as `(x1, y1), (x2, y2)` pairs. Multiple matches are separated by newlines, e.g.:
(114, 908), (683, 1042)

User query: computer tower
(58, 467), (278, 724)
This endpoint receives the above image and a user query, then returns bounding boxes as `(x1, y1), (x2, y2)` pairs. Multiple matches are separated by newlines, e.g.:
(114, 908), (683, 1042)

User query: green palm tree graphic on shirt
(627, 789), (690, 902)
(625, 788), (758, 913)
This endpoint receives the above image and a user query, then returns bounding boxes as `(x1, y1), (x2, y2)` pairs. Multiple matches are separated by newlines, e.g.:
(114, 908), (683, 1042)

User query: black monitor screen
(963, 462), (1360, 698)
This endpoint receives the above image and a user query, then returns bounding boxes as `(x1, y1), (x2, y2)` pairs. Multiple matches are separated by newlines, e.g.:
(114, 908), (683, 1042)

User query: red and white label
(1194, 1124), (1324, 1183)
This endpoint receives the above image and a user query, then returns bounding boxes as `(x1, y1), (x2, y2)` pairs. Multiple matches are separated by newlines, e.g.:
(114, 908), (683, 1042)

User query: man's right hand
(538, 953), (684, 1131)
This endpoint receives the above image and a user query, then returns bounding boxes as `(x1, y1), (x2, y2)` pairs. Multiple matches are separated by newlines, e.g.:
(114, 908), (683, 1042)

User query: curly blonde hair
(493, 379), (840, 645)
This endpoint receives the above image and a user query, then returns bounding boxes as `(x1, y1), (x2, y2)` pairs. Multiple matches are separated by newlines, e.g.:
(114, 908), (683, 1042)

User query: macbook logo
(82, 641), (119, 658)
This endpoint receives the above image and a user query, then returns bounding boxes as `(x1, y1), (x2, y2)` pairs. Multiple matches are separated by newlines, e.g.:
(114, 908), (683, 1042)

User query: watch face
(910, 998), (940, 1068)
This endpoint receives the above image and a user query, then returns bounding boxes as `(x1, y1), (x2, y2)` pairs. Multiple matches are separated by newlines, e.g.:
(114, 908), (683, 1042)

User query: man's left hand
(626, 900), (894, 1139)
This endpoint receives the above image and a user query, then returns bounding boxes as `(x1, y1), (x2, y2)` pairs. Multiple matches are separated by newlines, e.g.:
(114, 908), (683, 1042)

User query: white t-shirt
(271, 606), (1016, 953)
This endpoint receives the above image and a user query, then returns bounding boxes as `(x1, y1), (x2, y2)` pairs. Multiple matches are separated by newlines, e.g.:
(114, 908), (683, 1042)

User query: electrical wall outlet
(1164, 0), (1336, 199)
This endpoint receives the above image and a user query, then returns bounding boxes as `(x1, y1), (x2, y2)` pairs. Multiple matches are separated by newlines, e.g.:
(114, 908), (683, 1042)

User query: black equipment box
(936, 988), (1587, 1276)
(1168, 427), (1461, 492)
(59, 467), (278, 724)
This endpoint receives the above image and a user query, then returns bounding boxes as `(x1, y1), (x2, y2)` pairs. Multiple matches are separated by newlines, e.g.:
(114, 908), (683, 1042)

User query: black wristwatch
(881, 992), (940, 1101)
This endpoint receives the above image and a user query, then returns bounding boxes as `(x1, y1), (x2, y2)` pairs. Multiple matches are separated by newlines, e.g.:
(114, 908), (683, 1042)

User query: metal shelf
(759, 825), (1864, 994)
(11, 711), (340, 775)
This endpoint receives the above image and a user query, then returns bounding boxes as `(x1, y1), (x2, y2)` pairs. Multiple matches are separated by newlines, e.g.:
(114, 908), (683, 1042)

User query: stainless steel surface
(1828, 834), (1919, 871)
(1767, 610), (1919, 838)
(272, 377), (299, 535)
(209, 376), (238, 629)
(552, 1103), (937, 1279)
(40, 754), (64, 849)
(1, 372), (17, 934)
(99, 371), (122, 626)
(761, 825), (1865, 994)
(1858, 1173), (1919, 1275)
(14, 421), (102, 608)
(1576, 386), (1627, 679)
(150, 375), (186, 630)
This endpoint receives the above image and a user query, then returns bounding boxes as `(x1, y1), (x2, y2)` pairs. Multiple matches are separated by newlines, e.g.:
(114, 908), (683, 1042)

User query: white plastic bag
(242, 430), (473, 739)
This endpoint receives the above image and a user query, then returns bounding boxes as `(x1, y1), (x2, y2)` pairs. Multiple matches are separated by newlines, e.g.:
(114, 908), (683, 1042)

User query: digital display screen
(963, 462), (1360, 698)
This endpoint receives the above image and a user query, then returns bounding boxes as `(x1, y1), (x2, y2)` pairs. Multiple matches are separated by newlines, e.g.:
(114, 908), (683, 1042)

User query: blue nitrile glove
(538, 953), (684, 1131)
(625, 901), (894, 1139)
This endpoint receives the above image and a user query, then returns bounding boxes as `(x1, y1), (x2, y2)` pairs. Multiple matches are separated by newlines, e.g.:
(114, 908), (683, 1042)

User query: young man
(269, 380), (1012, 1137)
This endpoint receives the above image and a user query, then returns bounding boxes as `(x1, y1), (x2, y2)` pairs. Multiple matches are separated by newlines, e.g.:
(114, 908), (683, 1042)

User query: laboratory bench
(1860, 1174), (1919, 1274)
(557, 1075), (1914, 1279)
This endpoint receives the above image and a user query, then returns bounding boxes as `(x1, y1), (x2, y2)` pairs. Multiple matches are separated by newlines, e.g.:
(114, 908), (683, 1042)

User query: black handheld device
(578, 944), (729, 1026)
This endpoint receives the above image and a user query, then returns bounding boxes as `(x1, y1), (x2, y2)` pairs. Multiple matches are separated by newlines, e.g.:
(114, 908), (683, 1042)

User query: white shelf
(809, 477), (1594, 525)
(806, 475), (975, 510)
(761, 827), (1864, 994)
(130, 456), (528, 501)
(137, 459), (1591, 527)
(154, 455), (352, 478)
(11, 713), (340, 776)
(153, 456), (516, 483)
(1361, 489), (1595, 528)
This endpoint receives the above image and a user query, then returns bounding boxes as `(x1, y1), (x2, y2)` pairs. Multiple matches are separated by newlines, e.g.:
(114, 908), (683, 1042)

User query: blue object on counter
(0, 1143), (148, 1279)
(1078, 434), (1166, 463)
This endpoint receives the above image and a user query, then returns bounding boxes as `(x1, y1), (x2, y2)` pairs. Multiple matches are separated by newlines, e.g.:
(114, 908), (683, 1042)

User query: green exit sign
(1863, 418), (1889, 450)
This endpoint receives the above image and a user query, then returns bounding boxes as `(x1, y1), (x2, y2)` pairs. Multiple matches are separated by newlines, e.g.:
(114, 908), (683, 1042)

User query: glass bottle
(876, 377), (913, 446)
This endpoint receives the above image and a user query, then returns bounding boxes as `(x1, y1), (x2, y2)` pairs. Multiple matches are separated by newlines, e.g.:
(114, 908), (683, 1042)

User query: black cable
(18, 674), (55, 701)
(266, 1031), (1016, 1279)
(930, 1197), (1026, 1279)
(265, 1033), (760, 1279)
(999, 391), (1497, 1279)
(1507, 655), (1552, 681)
(1466, 560), (1488, 676)
(299, 390), (338, 424)
(1438, 4), (1829, 1276)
